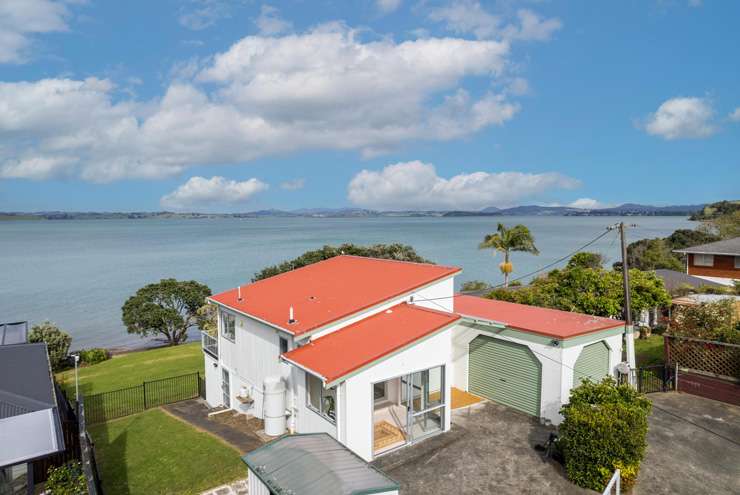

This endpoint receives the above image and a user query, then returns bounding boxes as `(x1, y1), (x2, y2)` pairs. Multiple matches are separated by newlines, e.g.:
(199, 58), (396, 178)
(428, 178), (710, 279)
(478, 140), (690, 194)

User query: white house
(202, 255), (626, 462)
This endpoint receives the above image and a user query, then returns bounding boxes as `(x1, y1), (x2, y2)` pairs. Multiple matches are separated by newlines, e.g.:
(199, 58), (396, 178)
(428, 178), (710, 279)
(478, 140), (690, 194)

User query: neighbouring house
(674, 236), (740, 286)
(0, 343), (66, 495)
(202, 255), (626, 462)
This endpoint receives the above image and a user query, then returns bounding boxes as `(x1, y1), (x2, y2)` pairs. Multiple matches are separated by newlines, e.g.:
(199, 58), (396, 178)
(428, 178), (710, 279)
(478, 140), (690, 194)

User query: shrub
(559, 378), (651, 492)
(29, 321), (72, 370)
(669, 299), (739, 344)
(78, 348), (110, 365)
(45, 461), (87, 494)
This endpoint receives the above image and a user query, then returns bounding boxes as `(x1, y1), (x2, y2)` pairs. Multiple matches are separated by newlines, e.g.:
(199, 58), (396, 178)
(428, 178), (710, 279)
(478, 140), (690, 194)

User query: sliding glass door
(406, 365), (444, 441)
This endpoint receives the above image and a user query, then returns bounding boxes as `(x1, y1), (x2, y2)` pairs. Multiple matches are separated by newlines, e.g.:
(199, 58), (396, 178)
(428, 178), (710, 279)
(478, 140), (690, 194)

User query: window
(221, 312), (236, 342)
(694, 254), (714, 267)
(735, 256), (740, 269)
(306, 373), (336, 423)
(279, 336), (289, 355)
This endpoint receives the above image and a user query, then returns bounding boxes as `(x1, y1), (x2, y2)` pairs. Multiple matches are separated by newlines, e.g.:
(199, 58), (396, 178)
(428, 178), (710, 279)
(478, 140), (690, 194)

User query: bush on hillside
(558, 378), (651, 492)
(28, 321), (72, 370)
(78, 348), (110, 365)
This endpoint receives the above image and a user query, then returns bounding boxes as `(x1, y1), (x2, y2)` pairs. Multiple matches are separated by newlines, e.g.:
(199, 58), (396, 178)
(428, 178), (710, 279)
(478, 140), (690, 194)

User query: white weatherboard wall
(341, 327), (453, 462)
(203, 352), (222, 407)
(451, 322), (623, 424)
(292, 367), (338, 437)
(217, 308), (293, 419)
(247, 468), (271, 495)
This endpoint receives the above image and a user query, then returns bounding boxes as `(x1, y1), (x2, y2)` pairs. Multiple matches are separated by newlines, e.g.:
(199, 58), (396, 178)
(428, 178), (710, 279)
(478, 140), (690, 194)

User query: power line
(417, 227), (618, 304)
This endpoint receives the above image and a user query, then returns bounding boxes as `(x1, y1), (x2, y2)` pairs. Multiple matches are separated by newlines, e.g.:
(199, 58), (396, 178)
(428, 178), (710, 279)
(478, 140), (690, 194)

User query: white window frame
(305, 373), (336, 424)
(694, 253), (714, 267)
(221, 311), (236, 342)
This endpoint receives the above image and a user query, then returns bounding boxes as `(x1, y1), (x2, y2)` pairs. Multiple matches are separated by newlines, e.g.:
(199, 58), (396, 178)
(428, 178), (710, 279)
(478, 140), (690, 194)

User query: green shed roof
(241, 433), (399, 495)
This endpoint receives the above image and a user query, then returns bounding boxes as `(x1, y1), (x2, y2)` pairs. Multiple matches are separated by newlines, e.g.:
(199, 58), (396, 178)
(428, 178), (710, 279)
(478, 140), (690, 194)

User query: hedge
(558, 378), (651, 491)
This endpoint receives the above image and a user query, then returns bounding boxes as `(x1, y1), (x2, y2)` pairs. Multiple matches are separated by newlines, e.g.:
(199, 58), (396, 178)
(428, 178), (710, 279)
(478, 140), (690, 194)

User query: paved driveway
(635, 392), (740, 495)
(373, 394), (740, 495)
(373, 402), (589, 495)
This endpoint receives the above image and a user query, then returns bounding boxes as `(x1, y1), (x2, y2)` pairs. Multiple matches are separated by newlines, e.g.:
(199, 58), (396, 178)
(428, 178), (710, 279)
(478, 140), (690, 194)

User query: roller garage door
(468, 335), (541, 417)
(573, 341), (610, 386)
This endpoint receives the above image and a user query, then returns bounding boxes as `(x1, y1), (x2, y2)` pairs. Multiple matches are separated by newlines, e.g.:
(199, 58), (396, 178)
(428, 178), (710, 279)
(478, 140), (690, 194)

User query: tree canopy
(487, 265), (670, 320)
(478, 223), (539, 287)
(252, 243), (431, 281)
(122, 279), (211, 345)
(29, 321), (72, 370)
(566, 252), (604, 270)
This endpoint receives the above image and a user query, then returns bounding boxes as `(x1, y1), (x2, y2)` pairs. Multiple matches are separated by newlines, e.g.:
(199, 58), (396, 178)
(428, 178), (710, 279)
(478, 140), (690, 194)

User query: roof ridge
(339, 254), (462, 272)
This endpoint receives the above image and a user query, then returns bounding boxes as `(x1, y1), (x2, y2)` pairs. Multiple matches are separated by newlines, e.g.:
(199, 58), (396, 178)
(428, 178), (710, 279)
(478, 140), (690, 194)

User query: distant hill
(688, 200), (740, 220)
(1, 202), (709, 220)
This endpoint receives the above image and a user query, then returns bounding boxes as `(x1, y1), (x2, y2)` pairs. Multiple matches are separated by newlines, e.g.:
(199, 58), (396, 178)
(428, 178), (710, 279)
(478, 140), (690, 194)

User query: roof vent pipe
(288, 306), (296, 324)
(237, 286), (242, 301)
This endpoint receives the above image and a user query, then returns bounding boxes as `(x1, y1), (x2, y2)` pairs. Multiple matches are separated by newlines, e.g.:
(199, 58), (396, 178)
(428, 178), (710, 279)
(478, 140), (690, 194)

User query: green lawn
(635, 335), (665, 366)
(57, 342), (204, 396)
(88, 408), (245, 495)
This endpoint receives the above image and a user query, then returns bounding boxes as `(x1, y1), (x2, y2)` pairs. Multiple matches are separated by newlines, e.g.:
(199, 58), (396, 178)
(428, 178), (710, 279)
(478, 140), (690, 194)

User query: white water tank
(263, 376), (286, 436)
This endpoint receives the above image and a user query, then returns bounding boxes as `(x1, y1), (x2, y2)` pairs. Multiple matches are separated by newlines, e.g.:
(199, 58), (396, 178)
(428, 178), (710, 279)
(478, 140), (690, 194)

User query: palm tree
(479, 223), (539, 287)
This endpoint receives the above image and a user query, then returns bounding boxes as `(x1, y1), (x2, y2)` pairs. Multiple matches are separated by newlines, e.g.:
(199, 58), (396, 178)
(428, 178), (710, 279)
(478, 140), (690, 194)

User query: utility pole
(610, 222), (637, 378)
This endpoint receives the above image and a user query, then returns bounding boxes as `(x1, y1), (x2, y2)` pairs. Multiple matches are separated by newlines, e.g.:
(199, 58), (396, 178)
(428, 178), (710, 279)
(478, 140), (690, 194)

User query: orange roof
(282, 303), (459, 384)
(455, 294), (624, 339)
(209, 255), (461, 337)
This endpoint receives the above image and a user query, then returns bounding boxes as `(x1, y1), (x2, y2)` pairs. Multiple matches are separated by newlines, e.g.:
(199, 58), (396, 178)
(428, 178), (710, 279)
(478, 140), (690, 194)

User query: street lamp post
(73, 354), (80, 402)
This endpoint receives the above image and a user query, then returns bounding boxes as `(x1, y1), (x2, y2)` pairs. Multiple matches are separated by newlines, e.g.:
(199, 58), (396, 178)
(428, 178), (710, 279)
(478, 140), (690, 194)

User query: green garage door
(573, 341), (610, 386)
(468, 335), (541, 417)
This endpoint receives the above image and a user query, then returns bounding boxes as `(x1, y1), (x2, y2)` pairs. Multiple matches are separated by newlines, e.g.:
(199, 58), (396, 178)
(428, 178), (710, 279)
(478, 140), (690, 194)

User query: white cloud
(377, 0), (402, 14)
(160, 176), (268, 210)
(347, 161), (580, 211)
(0, 25), (521, 182)
(729, 107), (740, 122)
(643, 97), (717, 140)
(568, 198), (605, 209)
(178, 0), (230, 31)
(427, 2), (561, 42)
(280, 178), (305, 190)
(0, 0), (74, 64)
(255, 5), (292, 36)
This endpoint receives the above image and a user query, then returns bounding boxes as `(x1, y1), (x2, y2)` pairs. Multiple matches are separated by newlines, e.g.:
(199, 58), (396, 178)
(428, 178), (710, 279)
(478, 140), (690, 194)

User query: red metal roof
(281, 303), (460, 384)
(209, 255), (461, 336)
(455, 294), (624, 339)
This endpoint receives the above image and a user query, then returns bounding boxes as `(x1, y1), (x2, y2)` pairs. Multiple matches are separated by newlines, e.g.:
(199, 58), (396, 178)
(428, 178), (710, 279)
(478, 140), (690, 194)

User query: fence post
(143, 381), (148, 410)
(197, 371), (201, 398)
(675, 362), (679, 391)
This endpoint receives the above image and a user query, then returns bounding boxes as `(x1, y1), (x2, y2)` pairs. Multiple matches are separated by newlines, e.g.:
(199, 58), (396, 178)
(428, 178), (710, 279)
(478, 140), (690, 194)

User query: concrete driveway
(373, 402), (589, 495)
(635, 392), (740, 495)
(373, 394), (740, 495)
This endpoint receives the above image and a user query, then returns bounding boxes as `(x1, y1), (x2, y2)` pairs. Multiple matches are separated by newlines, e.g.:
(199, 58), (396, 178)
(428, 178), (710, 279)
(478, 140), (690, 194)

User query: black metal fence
(78, 401), (104, 494)
(84, 372), (203, 424)
(636, 364), (675, 394)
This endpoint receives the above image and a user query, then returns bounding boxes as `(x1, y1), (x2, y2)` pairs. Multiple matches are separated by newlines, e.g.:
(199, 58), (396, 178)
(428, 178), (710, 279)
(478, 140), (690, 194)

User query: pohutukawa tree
(122, 279), (211, 345)
(478, 223), (539, 287)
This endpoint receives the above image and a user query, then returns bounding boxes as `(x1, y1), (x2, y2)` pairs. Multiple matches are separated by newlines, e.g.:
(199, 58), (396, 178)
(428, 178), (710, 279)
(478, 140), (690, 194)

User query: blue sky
(0, 0), (738, 212)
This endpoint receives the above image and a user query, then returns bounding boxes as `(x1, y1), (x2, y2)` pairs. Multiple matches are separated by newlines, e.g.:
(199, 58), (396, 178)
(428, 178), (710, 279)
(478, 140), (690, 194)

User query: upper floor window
(694, 254), (714, 267)
(279, 336), (289, 355)
(306, 373), (336, 423)
(221, 312), (236, 342)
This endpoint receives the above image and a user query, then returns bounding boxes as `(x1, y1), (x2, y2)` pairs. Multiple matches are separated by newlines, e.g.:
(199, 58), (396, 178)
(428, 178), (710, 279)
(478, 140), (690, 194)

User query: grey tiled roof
(673, 237), (740, 256)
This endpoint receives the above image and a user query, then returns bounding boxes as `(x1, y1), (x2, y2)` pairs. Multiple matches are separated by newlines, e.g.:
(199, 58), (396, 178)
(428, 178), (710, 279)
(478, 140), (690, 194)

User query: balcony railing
(201, 331), (218, 358)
